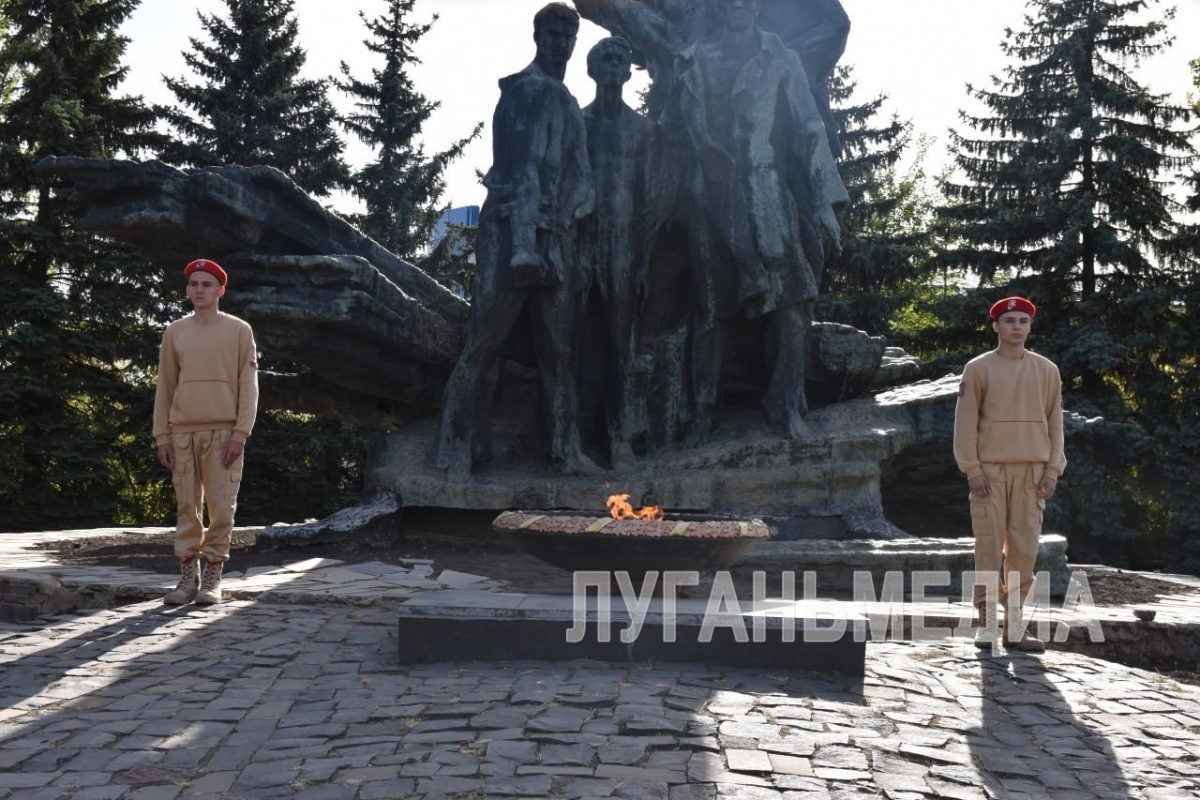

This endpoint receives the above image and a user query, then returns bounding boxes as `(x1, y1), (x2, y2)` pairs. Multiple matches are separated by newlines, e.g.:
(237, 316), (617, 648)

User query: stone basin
(493, 510), (769, 575)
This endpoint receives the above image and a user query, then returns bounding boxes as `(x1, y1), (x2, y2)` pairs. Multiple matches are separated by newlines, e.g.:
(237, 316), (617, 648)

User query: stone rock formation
(38, 156), (464, 427)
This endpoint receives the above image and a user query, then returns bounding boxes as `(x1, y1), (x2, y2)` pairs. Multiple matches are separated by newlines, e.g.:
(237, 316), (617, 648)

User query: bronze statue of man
(435, 3), (595, 476)
(574, 0), (849, 154)
(671, 0), (848, 438)
(579, 36), (653, 467)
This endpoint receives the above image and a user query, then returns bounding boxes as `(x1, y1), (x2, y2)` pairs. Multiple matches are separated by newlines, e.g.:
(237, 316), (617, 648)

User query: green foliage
(0, 15), (21, 104)
(417, 221), (476, 299)
(924, 0), (1200, 572)
(233, 410), (368, 526)
(335, 0), (480, 259)
(815, 65), (942, 341)
(1177, 58), (1200, 253)
(159, 0), (348, 196)
(0, 0), (170, 531)
(939, 0), (1195, 297)
(149, 0), (394, 528)
(823, 65), (937, 295)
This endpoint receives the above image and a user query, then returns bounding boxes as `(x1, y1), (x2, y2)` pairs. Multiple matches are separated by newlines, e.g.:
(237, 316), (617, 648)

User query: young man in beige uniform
(154, 258), (258, 605)
(954, 296), (1066, 651)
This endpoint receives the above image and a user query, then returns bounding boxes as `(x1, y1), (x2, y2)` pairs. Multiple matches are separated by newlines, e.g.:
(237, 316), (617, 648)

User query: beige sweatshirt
(153, 313), (259, 445)
(953, 349), (1067, 480)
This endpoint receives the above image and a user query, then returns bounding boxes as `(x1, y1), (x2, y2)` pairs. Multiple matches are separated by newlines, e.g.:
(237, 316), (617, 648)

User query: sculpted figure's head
(720, 0), (761, 32)
(533, 3), (580, 78)
(587, 36), (633, 89)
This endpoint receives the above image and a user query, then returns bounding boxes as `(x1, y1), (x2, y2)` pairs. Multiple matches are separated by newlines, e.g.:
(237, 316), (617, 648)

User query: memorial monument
(37, 0), (1081, 566)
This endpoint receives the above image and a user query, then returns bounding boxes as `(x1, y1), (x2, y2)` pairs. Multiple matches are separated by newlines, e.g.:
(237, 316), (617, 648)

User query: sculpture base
(396, 591), (867, 676)
(367, 377), (962, 529)
(739, 534), (1072, 598)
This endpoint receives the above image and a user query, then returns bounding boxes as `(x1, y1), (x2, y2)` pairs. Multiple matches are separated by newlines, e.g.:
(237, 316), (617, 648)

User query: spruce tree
(939, 0), (1193, 298)
(817, 65), (939, 338)
(158, 1), (369, 526)
(823, 66), (929, 292)
(936, 0), (1198, 568)
(0, 0), (168, 529)
(160, 0), (348, 196)
(335, 0), (480, 259)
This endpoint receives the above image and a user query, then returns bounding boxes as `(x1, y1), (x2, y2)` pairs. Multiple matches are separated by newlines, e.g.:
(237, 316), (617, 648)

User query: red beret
(184, 258), (228, 287)
(989, 296), (1036, 319)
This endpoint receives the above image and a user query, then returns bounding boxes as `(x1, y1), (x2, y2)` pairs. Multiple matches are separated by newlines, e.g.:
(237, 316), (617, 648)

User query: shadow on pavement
(973, 650), (1132, 799)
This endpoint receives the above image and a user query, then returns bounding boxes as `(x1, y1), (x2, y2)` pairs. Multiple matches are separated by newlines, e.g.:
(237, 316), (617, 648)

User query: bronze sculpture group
(436, 0), (850, 477)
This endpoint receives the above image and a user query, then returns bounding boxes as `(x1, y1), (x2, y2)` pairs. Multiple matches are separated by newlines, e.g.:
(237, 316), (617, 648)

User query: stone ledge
(738, 534), (1070, 597)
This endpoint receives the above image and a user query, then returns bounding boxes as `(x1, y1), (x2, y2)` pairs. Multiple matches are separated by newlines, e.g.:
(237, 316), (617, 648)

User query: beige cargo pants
(171, 429), (243, 562)
(970, 462), (1044, 610)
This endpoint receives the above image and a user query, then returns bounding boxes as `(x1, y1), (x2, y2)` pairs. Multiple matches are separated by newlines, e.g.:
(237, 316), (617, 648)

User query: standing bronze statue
(667, 0), (849, 438)
(435, 3), (596, 476)
(579, 36), (653, 467)
(574, 0), (849, 155)
(436, 0), (850, 472)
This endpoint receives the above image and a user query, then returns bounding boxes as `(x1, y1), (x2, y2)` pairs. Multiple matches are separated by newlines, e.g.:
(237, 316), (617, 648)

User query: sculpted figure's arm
(491, 70), (594, 284)
(781, 50), (847, 254)
(574, 0), (674, 68)
(508, 120), (551, 274)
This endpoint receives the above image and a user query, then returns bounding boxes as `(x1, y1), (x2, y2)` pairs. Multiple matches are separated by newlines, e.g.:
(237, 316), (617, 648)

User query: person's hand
(969, 474), (990, 499)
(1036, 474), (1058, 500)
(223, 439), (244, 469)
(156, 443), (174, 471)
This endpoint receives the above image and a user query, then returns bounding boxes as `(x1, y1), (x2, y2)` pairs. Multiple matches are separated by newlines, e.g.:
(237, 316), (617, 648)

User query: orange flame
(606, 493), (664, 521)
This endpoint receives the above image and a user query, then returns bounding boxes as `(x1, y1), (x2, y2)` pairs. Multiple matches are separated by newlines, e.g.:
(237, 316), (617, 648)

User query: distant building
(429, 205), (480, 252)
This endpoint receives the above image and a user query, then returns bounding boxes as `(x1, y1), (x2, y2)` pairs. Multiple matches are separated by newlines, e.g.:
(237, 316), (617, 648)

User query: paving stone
(599, 741), (648, 765)
(726, 749), (773, 773)
(415, 776), (483, 794)
(127, 786), (183, 799)
(183, 771), (237, 795)
(51, 771), (111, 788)
(231, 762), (299, 791)
(670, 785), (718, 800)
(294, 785), (356, 800)
(614, 780), (672, 800)
(713, 785), (783, 799)
(398, 762), (441, 777)
(4, 533), (1200, 800)
(597, 765), (688, 784)
(813, 767), (871, 782)
(486, 740), (539, 762)
(768, 753), (813, 776)
(69, 788), (128, 800)
(529, 706), (591, 733)
(546, 776), (610, 797)
(356, 779), (417, 799)
(469, 707), (531, 729)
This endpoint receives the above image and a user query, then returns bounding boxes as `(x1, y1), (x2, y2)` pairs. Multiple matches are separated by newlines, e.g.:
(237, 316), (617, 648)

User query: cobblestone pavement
(3, 599), (1199, 799)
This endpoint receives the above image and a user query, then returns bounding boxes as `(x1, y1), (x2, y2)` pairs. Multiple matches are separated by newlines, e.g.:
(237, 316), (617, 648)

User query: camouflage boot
(163, 556), (200, 605)
(195, 559), (225, 605)
(973, 601), (1000, 649)
(1004, 606), (1046, 653)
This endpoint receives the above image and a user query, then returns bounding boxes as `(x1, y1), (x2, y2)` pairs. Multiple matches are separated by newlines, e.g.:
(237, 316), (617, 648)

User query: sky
(119, 0), (1200, 214)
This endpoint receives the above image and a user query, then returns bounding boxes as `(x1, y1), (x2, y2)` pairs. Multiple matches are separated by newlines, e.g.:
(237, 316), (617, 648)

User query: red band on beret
(185, 258), (228, 287)
(989, 296), (1036, 319)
